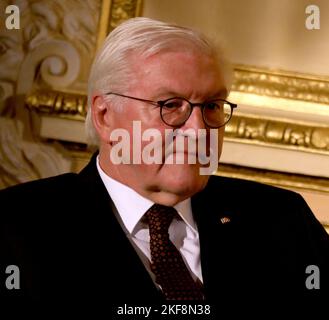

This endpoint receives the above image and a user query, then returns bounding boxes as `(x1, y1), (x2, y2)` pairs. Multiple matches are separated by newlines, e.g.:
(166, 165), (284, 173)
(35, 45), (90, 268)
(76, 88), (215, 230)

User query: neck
(98, 149), (189, 206)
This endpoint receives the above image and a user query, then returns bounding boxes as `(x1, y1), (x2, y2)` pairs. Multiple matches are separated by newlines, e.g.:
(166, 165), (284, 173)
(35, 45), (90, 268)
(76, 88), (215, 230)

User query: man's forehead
(128, 49), (227, 97)
(131, 49), (221, 76)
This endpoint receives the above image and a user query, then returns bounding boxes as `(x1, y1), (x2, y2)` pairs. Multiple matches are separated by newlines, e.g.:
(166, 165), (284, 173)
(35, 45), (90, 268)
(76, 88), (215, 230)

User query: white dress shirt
(96, 157), (203, 285)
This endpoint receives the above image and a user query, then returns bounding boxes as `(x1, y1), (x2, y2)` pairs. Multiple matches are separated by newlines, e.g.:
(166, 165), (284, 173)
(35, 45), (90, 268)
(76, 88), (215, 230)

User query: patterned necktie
(146, 204), (204, 300)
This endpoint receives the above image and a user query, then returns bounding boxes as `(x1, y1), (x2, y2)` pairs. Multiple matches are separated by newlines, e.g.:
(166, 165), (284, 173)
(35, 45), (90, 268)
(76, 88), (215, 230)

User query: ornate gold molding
(25, 89), (329, 154)
(108, 0), (143, 32)
(96, 0), (143, 48)
(226, 115), (329, 154)
(26, 90), (87, 120)
(232, 65), (329, 105)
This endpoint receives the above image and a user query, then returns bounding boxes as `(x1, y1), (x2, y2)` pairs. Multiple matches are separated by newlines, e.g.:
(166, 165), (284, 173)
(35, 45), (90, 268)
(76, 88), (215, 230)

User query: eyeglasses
(104, 92), (237, 128)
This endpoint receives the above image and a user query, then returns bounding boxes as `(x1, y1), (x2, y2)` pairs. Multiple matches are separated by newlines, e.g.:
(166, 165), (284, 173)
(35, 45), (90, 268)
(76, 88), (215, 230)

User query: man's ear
(91, 95), (113, 143)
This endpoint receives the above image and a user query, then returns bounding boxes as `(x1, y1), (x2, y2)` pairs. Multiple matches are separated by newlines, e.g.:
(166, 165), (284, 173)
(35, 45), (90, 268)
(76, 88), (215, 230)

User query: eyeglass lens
(161, 98), (232, 127)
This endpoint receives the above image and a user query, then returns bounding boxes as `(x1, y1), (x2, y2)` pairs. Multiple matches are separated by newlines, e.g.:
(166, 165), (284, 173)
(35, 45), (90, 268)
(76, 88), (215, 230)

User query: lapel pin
(220, 217), (231, 224)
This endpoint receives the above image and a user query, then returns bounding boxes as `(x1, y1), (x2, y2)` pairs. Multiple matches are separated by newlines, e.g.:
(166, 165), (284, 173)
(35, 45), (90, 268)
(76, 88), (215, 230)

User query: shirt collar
(96, 156), (197, 235)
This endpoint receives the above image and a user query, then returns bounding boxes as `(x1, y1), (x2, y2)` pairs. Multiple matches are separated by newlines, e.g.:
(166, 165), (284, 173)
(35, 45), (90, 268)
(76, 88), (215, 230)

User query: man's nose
(182, 106), (206, 130)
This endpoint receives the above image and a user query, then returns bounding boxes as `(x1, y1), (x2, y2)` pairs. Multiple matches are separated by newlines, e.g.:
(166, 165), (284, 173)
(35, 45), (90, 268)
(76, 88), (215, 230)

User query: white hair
(86, 17), (232, 148)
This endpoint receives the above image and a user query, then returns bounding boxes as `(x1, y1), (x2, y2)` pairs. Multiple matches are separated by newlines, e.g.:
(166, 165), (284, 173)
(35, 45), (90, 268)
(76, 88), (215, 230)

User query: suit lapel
(191, 176), (248, 301)
(77, 155), (162, 302)
(192, 181), (225, 299)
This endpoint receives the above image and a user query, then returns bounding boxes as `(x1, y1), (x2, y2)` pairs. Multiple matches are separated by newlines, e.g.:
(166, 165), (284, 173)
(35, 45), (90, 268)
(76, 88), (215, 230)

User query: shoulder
(0, 173), (80, 218)
(200, 175), (316, 229)
(204, 176), (329, 242)
(0, 173), (78, 198)
(206, 174), (302, 203)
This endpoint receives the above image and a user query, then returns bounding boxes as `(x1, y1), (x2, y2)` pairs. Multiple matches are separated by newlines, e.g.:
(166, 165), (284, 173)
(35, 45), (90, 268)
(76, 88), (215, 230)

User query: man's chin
(161, 169), (210, 198)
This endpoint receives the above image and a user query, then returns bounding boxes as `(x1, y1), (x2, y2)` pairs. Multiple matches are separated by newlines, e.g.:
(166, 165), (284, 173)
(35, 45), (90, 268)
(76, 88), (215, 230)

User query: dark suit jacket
(1, 154), (328, 316)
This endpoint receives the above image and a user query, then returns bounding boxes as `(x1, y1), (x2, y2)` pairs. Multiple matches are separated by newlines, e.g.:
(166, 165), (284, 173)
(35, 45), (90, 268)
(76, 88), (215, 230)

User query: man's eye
(205, 102), (219, 110)
(163, 101), (183, 109)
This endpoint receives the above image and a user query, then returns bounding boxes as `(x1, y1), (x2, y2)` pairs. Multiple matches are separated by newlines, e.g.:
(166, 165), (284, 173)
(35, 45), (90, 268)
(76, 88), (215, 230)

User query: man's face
(99, 49), (227, 205)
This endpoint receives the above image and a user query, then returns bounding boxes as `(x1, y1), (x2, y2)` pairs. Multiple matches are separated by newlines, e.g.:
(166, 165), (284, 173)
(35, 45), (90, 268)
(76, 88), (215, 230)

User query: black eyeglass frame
(104, 92), (237, 128)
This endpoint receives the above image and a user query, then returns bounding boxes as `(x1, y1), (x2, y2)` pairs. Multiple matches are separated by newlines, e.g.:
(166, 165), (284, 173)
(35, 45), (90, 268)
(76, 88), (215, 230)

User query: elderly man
(1, 17), (328, 315)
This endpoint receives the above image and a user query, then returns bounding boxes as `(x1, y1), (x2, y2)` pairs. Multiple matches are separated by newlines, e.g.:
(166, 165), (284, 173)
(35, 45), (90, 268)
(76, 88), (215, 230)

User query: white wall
(143, 0), (329, 76)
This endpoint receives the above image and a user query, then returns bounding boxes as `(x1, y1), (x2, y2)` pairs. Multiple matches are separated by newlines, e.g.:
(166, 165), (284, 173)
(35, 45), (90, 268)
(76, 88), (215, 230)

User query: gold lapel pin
(220, 217), (231, 224)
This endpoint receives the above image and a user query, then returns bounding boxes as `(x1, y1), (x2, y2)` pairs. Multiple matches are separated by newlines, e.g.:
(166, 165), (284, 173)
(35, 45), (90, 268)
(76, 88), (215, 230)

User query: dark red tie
(146, 204), (204, 300)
